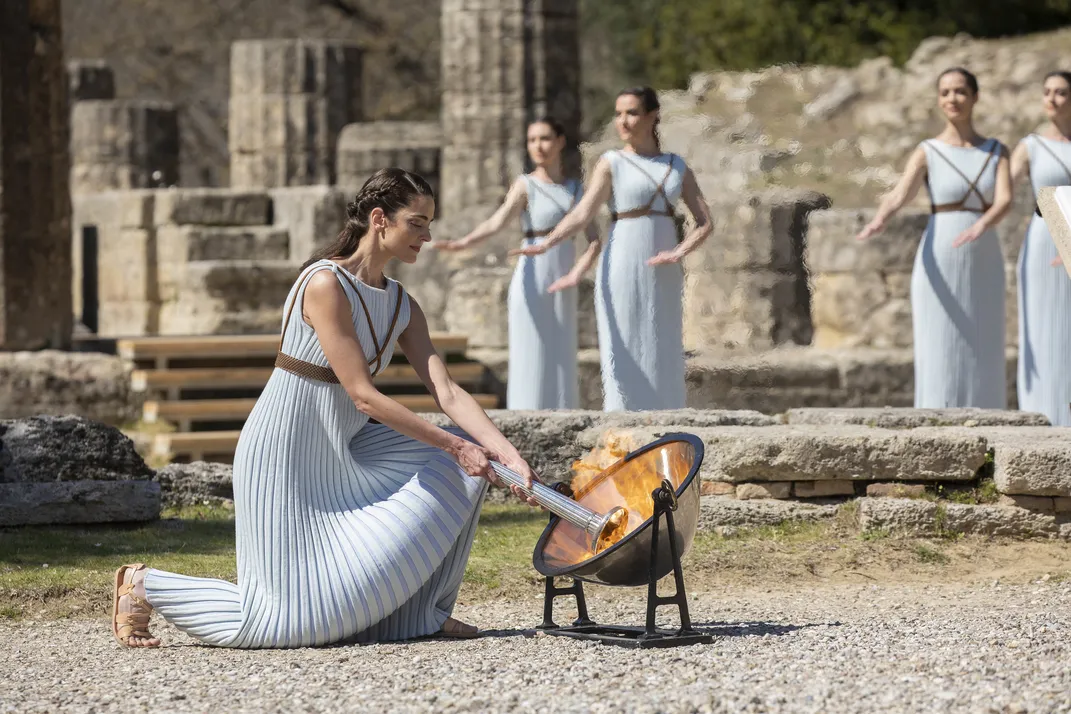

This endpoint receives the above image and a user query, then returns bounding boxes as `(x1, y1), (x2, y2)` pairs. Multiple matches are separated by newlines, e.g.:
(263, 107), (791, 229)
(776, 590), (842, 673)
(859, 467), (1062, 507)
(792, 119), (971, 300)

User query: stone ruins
(4, 2), (1071, 414)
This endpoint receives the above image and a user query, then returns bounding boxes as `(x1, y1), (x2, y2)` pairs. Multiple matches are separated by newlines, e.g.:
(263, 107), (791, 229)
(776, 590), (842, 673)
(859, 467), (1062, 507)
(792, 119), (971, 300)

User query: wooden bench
(118, 332), (469, 368)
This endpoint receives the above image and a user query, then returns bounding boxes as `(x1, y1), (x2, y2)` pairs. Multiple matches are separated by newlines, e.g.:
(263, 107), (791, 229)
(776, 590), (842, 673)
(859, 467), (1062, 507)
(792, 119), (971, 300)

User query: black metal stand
(536, 480), (713, 649)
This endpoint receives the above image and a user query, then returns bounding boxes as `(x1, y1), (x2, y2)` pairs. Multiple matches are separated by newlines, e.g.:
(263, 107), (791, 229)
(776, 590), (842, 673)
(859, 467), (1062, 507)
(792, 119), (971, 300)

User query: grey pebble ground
(2, 582), (1069, 714)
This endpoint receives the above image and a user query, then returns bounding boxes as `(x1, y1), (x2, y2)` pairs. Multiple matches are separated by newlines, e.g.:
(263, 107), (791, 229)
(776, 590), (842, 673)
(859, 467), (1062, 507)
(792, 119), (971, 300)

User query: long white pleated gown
(912, 139), (1006, 408)
(507, 176), (581, 409)
(1017, 134), (1071, 425)
(143, 260), (488, 648)
(596, 150), (687, 411)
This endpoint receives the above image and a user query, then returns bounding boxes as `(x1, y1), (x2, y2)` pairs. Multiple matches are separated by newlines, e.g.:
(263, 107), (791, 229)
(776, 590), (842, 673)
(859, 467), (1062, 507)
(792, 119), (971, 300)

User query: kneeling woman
(112, 168), (540, 649)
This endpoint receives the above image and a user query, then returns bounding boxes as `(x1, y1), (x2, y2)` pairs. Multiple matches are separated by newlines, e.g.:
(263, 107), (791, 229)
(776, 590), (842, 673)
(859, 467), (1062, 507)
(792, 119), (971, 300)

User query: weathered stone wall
(0, 0), (72, 350)
(67, 59), (115, 101)
(440, 0), (581, 216)
(70, 99), (180, 193)
(71, 186), (352, 336)
(229, 40), (363, 189)
(336, 121), (442, 197)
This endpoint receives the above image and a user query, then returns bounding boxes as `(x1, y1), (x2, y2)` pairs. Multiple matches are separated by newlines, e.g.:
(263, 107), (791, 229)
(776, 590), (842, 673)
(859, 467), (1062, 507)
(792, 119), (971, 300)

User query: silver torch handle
(489, 462), (626, 552)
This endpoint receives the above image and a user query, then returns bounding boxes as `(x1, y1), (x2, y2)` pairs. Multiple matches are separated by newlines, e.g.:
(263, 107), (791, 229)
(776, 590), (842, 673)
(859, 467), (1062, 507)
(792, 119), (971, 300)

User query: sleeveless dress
(507, 176), (582, 410)
(597, 150), (687, 411)
(142, 259), (488, 648)
(912, 139), (1007, 409)
(1016, 134), (1071, 425)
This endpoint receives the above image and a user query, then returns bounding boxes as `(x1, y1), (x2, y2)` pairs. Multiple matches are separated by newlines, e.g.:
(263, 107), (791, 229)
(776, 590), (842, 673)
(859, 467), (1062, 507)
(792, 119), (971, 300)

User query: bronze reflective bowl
(532, 433), (704, 588)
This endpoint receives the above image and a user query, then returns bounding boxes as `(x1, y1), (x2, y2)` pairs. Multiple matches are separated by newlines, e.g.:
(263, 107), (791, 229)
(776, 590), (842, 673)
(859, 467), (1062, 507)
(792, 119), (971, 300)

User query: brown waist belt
(275, 351), (339, 384)
(931, 202), (990, 214)
(523, 229), (552, 239)
(609, 207), (675, 223)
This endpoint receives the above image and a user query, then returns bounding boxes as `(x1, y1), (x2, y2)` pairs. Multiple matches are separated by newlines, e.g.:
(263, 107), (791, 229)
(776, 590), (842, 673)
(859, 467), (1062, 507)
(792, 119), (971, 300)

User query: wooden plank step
(132, 363), (486, 392)
(143, 393), (499, 423)
(118, 332), (469, 361)
(152, 431), (241, 460)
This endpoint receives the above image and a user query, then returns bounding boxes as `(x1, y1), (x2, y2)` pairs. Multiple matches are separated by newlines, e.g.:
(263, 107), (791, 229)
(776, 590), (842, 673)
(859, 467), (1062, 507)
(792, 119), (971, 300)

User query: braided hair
(302, 168), (435, 270)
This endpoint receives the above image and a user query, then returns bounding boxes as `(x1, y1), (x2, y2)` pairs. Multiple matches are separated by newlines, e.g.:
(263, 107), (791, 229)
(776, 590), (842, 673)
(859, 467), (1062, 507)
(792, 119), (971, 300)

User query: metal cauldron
(531, 433), (704, 588)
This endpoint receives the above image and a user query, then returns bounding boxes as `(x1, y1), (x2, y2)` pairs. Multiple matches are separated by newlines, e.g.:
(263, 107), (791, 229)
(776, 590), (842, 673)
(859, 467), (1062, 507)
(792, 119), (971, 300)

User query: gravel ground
(2, 581), (1069, 714)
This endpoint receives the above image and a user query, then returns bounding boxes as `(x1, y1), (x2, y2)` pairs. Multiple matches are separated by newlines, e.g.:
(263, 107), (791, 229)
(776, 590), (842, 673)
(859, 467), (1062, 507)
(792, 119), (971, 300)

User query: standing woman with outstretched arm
(515, 87), (714, 411)
(1011, 70), (1071, 425)
(432, 117), (600, 410)
(856, 67), (1013, 409)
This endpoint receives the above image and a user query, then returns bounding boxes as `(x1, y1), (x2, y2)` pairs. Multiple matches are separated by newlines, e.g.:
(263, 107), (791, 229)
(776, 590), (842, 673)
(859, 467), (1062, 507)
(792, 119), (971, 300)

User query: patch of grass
(913, 543), (950, 565)
(860, 528), (890, 542)
(0, 505), (237, 619)
(462, 505), (548, 592)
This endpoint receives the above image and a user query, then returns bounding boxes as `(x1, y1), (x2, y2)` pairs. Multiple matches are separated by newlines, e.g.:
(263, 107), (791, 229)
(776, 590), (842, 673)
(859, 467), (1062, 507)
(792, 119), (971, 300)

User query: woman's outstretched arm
(511, 158), (613, 257)
(431, 177), (528, 251)
(856, 146), (928, 241)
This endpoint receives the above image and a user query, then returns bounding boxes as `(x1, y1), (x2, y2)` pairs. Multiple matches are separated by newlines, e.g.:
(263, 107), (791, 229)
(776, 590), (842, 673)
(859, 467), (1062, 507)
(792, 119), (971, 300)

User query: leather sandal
(438, 616), (479, 639)
(112, 563), (159, 647)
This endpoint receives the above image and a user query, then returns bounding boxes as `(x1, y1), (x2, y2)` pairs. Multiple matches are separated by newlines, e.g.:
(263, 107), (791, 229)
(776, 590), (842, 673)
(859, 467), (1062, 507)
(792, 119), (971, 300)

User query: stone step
(578, 424), (991, 484)
(784, 407), (1050, 428)
(184, 226), (291, 261)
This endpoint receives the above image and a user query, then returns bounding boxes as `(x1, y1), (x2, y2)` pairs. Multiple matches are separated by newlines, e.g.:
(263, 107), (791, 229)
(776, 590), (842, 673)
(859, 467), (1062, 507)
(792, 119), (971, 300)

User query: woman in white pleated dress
(857, 68), (1013, 409)
(516, 87), (714, 411)
(111, 168), (542, 649)
(432, 117), (599, 410)
(1011, 70), (1071, 425)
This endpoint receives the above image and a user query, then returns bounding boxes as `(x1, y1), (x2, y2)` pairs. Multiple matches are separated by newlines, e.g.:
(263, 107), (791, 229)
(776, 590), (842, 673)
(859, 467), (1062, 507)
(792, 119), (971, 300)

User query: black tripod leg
(664, 508), (698, 634)
(643, 505), (663, 637)
(539, 576), (558, 630)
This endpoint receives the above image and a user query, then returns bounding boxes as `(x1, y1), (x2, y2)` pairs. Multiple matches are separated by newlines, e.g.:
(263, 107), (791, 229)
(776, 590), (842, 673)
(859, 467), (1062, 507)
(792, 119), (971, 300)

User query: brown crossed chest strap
(274, 262), (406, 384)
(522, 178), (580, 239)
(1030, 135), (1071, 216)
(609, 152), (678, 223)
(926, 139), (998, 214)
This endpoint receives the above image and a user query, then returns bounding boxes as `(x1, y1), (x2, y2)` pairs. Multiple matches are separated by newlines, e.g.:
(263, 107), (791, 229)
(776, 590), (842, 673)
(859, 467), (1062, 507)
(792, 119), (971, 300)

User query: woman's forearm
(437, 385), (519, 460)
(352, 388), (466, 454)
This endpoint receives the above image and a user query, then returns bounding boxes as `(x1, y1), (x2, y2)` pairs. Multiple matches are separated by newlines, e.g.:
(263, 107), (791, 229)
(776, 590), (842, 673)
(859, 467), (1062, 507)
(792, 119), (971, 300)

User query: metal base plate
(541, 624), (713, 649)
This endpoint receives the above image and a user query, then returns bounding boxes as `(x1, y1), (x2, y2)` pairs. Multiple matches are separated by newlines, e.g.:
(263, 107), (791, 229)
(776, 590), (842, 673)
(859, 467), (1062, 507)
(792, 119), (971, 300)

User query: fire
(539, 430), (694, 568)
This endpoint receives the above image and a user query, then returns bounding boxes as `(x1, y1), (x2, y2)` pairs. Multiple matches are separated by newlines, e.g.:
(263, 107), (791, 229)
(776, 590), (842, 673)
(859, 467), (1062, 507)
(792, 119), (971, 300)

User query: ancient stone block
(793, 480), (856, 498)
(866, 483), (927, 498)
(157, 259), (296, 335)
(153, 189), (272, 227)
(784, 407), (1051, 428)
(443, 267), (512, 349)
(0, 480), (160, 526)
(0, 0), (72, 350)
(0, 352), (141, 425)
(987, 429), (1071, 497)
(805, 209), (927, 273)
(440, 0), (580, 215)
(701, 481), (737, 497)
(155, 461), (234, 507)
(588, 425), (989, 484)
(184, 227), (290, 262)
(699, 496), (838, 530)
(70, 100), (179, 192)
(337, 121), (443, 195)
(857, 498), (1060, 538)
(0, 415), (154, 483)
(67, 59), (115, 101)
(736, 482), (792, 500)
(269, 186), (349, 262)
(229, 40), (363, 188)
(997, 495), (1056, 512)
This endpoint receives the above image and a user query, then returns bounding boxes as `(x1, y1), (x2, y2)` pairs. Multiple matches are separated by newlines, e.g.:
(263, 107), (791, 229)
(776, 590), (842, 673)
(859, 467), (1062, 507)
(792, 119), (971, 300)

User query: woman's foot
(439, 616), (479, 639)
(111, 563), (160, 647)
